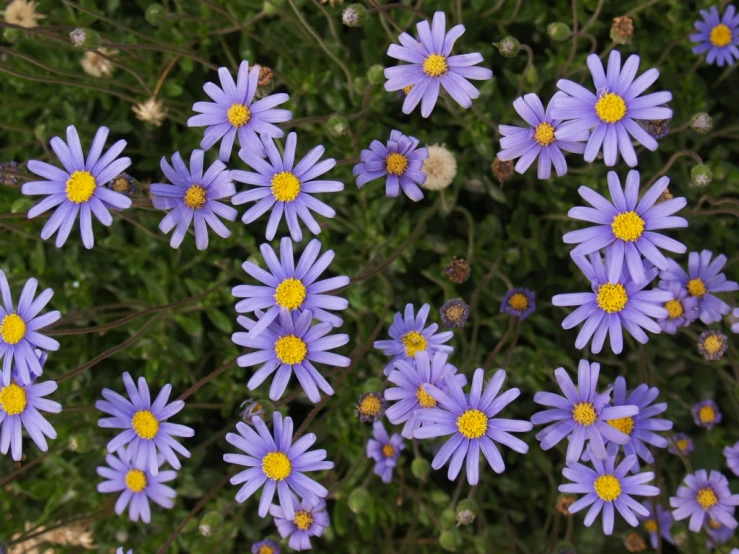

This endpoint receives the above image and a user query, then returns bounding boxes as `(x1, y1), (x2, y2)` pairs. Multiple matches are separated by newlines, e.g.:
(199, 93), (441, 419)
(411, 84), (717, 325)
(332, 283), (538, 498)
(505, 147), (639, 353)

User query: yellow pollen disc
(456, 409), (488, 439)
(402, 331), (427, 357)
(0, 313), (26, 345)
(423, 54), (448, 77)
(508, 293), (529, 311)
(385, 152), (409, 176)
(270, 171), (301, 203)
(593, 474), (621, 502)
(293, 510), (314, 531)
(710, 24), (732, 47)
(597, 283), (628, 314)
(416, 385), (437, 408)
(702, 335), (723, 356)
(358, 394), (382, 416)
(572, 402), (598, 426)
(402, 85), (414, 95)
(65, 170), (97, 204)
(644, 519), (658, 533)
(274, 334), (308, 365)
(676, 438), (689, 451)
(606, 416), (634, 435)
(611, 211), (645, 242)
(698, 405), (716, 424)
(534, 122), (556, 146)
(227, 103), (251, 128)
(274, 278), (307, 310)
(696, 487), (718, 509)
(595, 92), (627, 124)
(131, 410), (160, 439)
(258, 546), (275, 554)
(665, 299), (684, 319)
(709, 518), (723, 530)
(687, 278), (707, 298)
(125, 469), (147, 493)
(382, 444), (395, 458)
(262, 451), (292, 481)
(183, 184), (207, 209)
(0, 383), (27, 415)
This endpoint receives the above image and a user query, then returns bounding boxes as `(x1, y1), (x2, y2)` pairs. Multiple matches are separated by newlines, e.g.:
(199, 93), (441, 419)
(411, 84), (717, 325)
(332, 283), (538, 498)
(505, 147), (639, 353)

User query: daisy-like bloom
(0, 272), (60, 384)
(691, 5), (739, 66)
(731, 307), (739, 333)
(698, 330), (729, 360)
(231, 132), (343, 241)
(383, 11), (493, 118)
(2, 0), (44, 27)
(413, 367), (533, 485)
(439, 298), (469, 328)
(553, 253), (671, 354)
(187, 60), (291, 161)
(96, 372), (194, 476)
(354, 392), (386, 423)
(240, 399), (267, 424)
(232, 309), (349, 403)
(80, 48), (118, 78)
(551, 50), (673, 167)
(563, 170), (687, 285)
(374, 303), (454, 375)
(692, 399), (722, 430)
(638, 502), (675, 549)
(96, 453), (177, 523)
(223, 412), (333, 519)
(497, 93), (588, 180)
(724, 441), (739, 477)
(352, 130), (428, 201)
(0, 373), (61, 461)
(367, 421), (405, 483)
(270, 496), (329, 552)
(232, 237), (349, 338)
(132, 97), (168, 127)
(707, 519), (735, 548)
(659, 251), (739, 324)
(421, 144), (456, 191)
(500, 288), (536, 321)
(670, 469), (739, 532)
(385, 351), (466, 439)
(252, 539), (280, 554)
(24, 125), (132, 248)
(656, 281), (699, 335)
(151, 150), (237, 250)
(668, 432), (694, 456)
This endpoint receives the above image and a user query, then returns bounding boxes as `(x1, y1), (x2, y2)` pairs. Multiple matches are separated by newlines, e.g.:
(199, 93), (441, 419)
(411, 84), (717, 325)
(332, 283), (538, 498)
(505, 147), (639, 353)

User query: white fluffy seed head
(421, 144), (457, 191)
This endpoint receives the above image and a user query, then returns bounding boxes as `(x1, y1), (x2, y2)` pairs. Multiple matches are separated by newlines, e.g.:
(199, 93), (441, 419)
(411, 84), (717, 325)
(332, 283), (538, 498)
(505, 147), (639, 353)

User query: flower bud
(199, 511), (223, 537)
(496, 36), (520, 58)
(367, 64), (385, 85)
(610, 16), (634, 45)
(145, 4), (167, 26)
(348, 488), (370, 514)
(547, 22), (571, 42)
(263, 0), (285, 16)
(690, 164), (712, 187)
(455, 499), (478, 526)
(69, 28), (101, 49)
(440, 508), (456, 528)
(327, 115), (349, 138)
(411, 456), (431, 481)
(342, 4), (368, 27)
(525, 64), (539, 85)
(439, 529), (462, 552)
(3, 27), (21, 43)
(690, 112), (713, 134)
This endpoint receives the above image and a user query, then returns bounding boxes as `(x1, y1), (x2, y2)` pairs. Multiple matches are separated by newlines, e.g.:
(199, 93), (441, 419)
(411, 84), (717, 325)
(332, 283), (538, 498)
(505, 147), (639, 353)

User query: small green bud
(69, 28), (101, 49)
(547, 22), (571, 42)
(455, 499), (478, 526)
(3, 27), (21, 43)
(263, 0), (285, 16)
(504, 247), (520, 265)
(366, 64), (385, 85)
(439, 529), (462, 552)
(67, 433), (91, 452)
(348, 488), (370, 514)
(342, 4), (368, 27)
(145, 4), (167, 26)
(326, 115), (349, 138)
(411, 457), (431, 481)
(430, 490), (450, 505)
(33, 124), (46, 144)
(690, 112), (713, 134)
(496, 36), (520, 58)
(199, 511), (223, 537)
(362, 377), (383, 394)
(440, 508), (457, 528)
(690, 164), (712, 187)
(525, 64), (539, 85)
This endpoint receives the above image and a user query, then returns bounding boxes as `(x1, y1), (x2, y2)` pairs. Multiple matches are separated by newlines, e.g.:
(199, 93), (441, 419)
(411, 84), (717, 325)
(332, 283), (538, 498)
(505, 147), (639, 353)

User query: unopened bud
(145, 4), (167, 26)
(199, 511), (223, 537)
(3, 27), (21, 43)
(342, 4), (368, 27)
(547, 22), (571, 42)
(69, 28), (101, 49)
(327, 115), (349, 138)
(411, 457), (431, 481)
(690, 112), (713, 134)
(610, 16), (634, 45)
(439, 529), (462, 552)
(367, 64), (385, 85)
(496, 36), (520, 58)
(455, 499), (478, 526)
(690, 164), (712, 187)
(348, 488), (370, 514)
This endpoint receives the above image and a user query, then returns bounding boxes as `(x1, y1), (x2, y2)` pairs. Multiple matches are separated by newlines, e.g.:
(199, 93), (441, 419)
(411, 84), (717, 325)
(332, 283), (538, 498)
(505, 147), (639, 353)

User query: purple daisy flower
(0, 271), (60, 385)
(367, 421), (405, 483)
(692, 399), (722, 430)
(559, 454), (659, 535)
(551, 50), (672, 167)
(731, 307), (739, 333)
(413, 367), (532, 485)
(659, 250), (739, 324)
(24, 125), (132, 248)
(96, 453), (177, 523)
(96, 372), (194, 476)
(232, 237), (349, 338)
(724, 441), (739, 477)
(707, 518), (736, 548)
(252, 539), (279, 554)
(668, 432), (694, 456)
(352, 130), (428, 201)
(563, 170), (687, 285)
(656, 281), (699, 335)
(270, 495), (329, 552)
(383, 11), (493, 118)
(670, 469), (739, 532)
(531, 360), (638, 463)
(223, 412), (333, 519)
(691, 5), (739, 66)
(151, 150), (237, 250)
(500, 288), (536, 321)
(638, 502), (675, 549)
(497, 93), (588, 179)
(231, 132), (343, 242)
(374, 303), (454, 376)
(385, 351), (466, 439)
(232, 309), (349, 403)
(187, 60), (291, 161)
(0, 372), (61, 461)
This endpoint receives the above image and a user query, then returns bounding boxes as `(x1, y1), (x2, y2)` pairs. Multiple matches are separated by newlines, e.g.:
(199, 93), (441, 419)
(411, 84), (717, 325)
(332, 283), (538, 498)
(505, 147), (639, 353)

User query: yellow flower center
(507, 293), (529, 311)
(676, 438), (689, 451)
(607, 416), (634, 435)
(358, 394), (382, 417)
(687, 278), (707, 298)
(595, 92), (627, 124)
(258, 546), (275, 554)
(665, 299), (684, 319)
(456, 409), (488, 439)
(611, 211), (645, 242)
(709, 518), (723, 530)
(0, 383), (27, 415)
(131, 410), (159, 439)
(271, 171), (301, 203)
(274, 334), (308, 365)
(698, 405), (716, 424)
(293, 510), (314, 531)
(385, 152), (408, 176)
(644, 519), (658, 533)
(710, 24), (732, 47)
(534, 122), (556, 146)
(402, 331), (427, 357)
(423, 54), (448, 77)
(262, 451), (292, 481)
(125, 469), (147, 493)
(65, 170), (97, 204)
(402, 84), (414, 95)
(597, 283), (628, 314)
(274, 278), (307, 310)
(696, 487), (718, 509)
(416, 385), (437, 408)
(702, 334), (724, 356)
(0, 313), (26, 345)
(183, 184), (207, 209)
(382, 444), (395, 458)
(572, 402), (598, 426)
(593, 474), (621, 502)
(227, 103), (251, 128)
